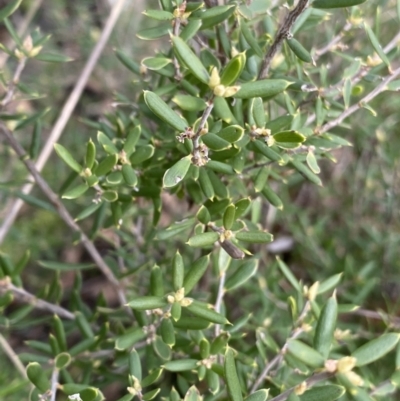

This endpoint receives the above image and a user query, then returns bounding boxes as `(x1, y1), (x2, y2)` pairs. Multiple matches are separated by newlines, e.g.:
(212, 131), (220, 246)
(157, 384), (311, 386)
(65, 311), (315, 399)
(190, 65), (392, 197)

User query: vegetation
(1, 1), (400, 401)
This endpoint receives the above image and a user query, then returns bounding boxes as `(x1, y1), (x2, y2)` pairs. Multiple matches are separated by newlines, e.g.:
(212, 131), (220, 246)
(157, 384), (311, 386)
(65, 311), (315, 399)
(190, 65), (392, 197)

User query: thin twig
(306, 30), (400, 126)
(49, 368), (59, 401)
(314, 22), (352, 60)
(0, 0), (44, 69)
(0, 56), (27, 107)
(0, 332), (29, 380)
(268, 371), (335, 401)
(258, 0), (309, 79)
(0, 0), (129, 245)
(0, 277), (75, 319)
(318, 65), (400, 134)
(0, 124), (128, 308)
(214, 271), (226, 337)
(251, 300), (310, 392)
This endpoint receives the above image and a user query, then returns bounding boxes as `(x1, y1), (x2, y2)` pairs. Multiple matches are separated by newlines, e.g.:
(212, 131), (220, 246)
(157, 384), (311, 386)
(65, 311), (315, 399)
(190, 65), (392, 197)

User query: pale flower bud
(223, 86), (240, 98)
(213, 84), (226, 97)
(345, 371), (364, 387)
(337, 356), (357, 373)
(208, 67), (221, 89)
(294, 381), (307, 395)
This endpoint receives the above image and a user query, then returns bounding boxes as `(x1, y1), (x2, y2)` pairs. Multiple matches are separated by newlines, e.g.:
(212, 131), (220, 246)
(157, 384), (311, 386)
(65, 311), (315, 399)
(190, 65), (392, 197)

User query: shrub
(1, 1), (400, 401)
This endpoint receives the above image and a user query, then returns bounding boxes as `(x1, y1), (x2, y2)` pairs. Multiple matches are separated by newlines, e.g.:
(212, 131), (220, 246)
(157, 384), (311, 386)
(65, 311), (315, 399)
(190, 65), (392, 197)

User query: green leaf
(122, 164), (138, 187)
(183, 255), (210, 295)
(35, 52), (74, 63)
(150, 265), (164, 297)
(317, 273), (343, 294)
(142, 56), (172, 70)
(0, 0), (23, 22)
(101, 190), (118, 202)
(187, 232), (219, 248)
(95, 154), (118, 176)
(287, 38), (312, 63)
(251, 97), (266, 128)
(213, 96), (238, 124)
(299, 385), (345, 401)
(171, 35), (210, 84)
(217, 125), (244, 143)
(186, 300), (230, 325)
(234, 198), (251, 219)
(163, 359), (199, 372)
(163, 156), (192, 188)
(124, 126), (141, 155)
(55, 352), (71, 369)
(233, 79), (290, 99)
(224, 348), (243, 401)
(85, 139), (96, 169)
(312, 0), (367, 8)
(202, 133), (231, 151)
(206, 160), (235, 175)
(223, 204), (236, 230)
(143, 389), (161, 401)
(250, 140), (283, 163)
(172, 251), (184, 291)
(129, 349), (142, 380)
(172, 94), (207, 111)
(235, 231), (273, 243)
(240, 19), (263, 58)
(115, 49), (141, 74)
(115, 328), (146, 351)
(136, 23), (170, 40)
(199, 5), (236, 30)
(286, 340), (325, 368)
(276, 256), (301, 292)
(225, 259), (259, 291)
(273, 130), (306, 143)
(364, 23), (390, 67)
(26, 362), (50, 393)
(173, 316), (211, 330)
(161, 318), (176, 347)
(244, 389), (269, 401)
(38, 260), (95, 271)
(97, 131), (118, 154)
(184, 386), (201, 401)
(62, 184), (89, 200)
(352, 333), (400, 366)
(144, 91), (187, 131)
(142, 9), (174, 20)
(261, 184), (283, 210)
(291, 159), (322, 186)
(127, 296), (168, 311)
(313, 295), (338, 359)
(130, 145), (155, 165)
(181, 19), (203, 41)
(306, 151), (320, 174)
(141, 368), (163, 388)
(220, 52), (246, 86)
(54, 144), (82, 173)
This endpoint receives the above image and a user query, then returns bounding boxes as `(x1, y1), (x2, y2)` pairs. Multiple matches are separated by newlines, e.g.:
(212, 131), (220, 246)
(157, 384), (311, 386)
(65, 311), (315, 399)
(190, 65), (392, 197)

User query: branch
(49, 368), (59, 401)
(0, 277), (75, 320)
(251, 300), (311, 392)
(0, 0), (129, 245)
(0, 124), (128, 308)
(0, 332), (30, 381)
(214, 270), (226, 337)
(318, 65), (400, 134)
(0, 0), (44, 69)
(258, 0), (309, 79)
(268, 371), (335, 401)
(306, 30), (400, 126)
(0, 56), (27, 107)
